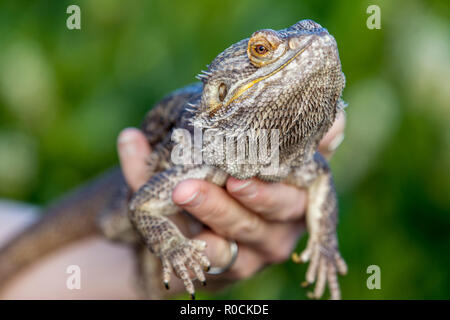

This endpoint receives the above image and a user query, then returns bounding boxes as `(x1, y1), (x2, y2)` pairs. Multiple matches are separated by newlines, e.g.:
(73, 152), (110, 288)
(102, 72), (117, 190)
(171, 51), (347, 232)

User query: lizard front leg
(128, 165), (227, 299)
(287, 153), (347, 299)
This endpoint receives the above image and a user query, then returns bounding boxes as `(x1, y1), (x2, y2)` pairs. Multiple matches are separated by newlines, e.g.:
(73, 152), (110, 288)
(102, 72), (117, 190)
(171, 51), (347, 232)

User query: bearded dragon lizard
(0, 19), (347, 300)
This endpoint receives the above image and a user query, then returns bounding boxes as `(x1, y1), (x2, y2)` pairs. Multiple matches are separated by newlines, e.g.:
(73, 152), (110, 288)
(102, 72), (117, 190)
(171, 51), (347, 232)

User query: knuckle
(257, 195), (278, 212)
(261, 199), (304, 222)
(278, 202), (305, 222)
(205, 195), (229, 219)
(255, 184), (294, 216)
(197, 199), (224, 223)
(254, 186), (277, 206)
(233, 215), (262, 239)
(269, 189), (306, 222)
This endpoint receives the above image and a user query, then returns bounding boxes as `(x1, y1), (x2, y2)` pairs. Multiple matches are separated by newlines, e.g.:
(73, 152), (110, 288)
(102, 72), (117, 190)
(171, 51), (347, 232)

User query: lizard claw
(160, 239), (210, 298)
(293, 237), (347, 300)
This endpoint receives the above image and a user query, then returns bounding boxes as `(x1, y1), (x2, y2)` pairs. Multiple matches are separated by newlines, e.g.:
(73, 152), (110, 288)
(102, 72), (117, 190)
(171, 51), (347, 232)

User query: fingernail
(231, 180), (252, 192)
(231, 180), (257, 198)
(327, 133), (345, 152)
(176, 191), (201, 206)
(118, 132), (136, 156)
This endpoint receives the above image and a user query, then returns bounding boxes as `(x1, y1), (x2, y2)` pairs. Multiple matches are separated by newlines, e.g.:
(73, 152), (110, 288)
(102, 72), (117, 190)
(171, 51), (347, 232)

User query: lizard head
(192, 19), (345, 147)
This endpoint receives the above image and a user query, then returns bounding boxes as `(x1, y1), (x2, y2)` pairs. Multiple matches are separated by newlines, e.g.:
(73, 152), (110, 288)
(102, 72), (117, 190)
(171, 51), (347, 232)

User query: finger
(318, 110), (346, 158)
(194, 231), (265, 280)
(172, 179), (269, 246)
(226, 177), (307, 221)
(117, 128), (152, 191)
(173, 179), (304, 259)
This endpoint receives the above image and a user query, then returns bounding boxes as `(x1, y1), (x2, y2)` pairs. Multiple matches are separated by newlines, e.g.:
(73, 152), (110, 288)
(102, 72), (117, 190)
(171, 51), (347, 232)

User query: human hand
(117, 112), (346, 293)
(0, 111), (344, 300)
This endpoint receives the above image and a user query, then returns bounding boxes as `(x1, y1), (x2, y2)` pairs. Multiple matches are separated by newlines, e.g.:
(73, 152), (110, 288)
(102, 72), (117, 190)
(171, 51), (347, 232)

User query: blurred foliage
(0, 0), (449, 299)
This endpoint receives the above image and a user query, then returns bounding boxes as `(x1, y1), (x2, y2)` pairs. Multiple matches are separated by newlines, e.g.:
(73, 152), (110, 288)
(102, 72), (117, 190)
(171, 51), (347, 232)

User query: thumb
(117, 128), (152, 191)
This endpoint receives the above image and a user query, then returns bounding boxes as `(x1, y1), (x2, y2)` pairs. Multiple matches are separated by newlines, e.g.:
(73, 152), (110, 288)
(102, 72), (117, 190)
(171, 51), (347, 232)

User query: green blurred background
(0, 0), (449, 299)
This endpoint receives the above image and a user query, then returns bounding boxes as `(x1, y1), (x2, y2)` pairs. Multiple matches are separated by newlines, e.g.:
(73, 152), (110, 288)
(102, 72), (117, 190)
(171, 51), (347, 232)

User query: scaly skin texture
(104, 19), (348, 299)
(0, 19), (348, 300)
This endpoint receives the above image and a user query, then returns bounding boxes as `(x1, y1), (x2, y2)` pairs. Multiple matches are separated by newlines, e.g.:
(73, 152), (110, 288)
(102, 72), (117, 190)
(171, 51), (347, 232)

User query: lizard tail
(0, 168), (125, 291)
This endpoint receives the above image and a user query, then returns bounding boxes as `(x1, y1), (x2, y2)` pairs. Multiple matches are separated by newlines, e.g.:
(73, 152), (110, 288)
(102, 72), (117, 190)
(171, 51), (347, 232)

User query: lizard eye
(218, 83), (227, 102)
(252, 44), (269, 56)
(247, 29), (282, 67)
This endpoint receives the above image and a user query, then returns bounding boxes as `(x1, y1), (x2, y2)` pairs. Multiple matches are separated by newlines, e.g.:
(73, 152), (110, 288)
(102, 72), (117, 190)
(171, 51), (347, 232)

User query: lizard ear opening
(247, 29), (282, 67)
(218, 83), (227, 102)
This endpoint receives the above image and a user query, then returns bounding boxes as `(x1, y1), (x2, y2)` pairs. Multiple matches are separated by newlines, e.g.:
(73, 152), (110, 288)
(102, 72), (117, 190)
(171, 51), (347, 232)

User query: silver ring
(206, 240), (239, 275)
